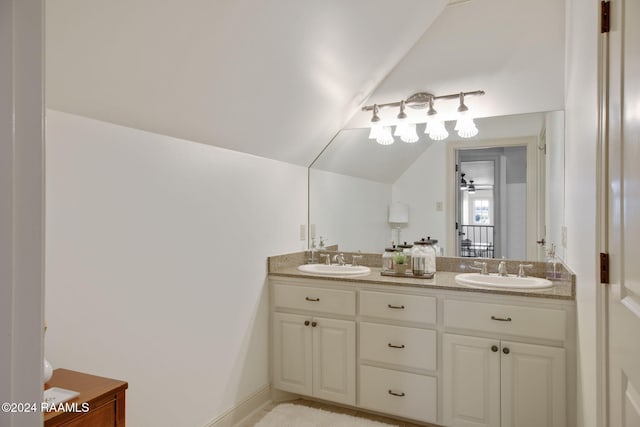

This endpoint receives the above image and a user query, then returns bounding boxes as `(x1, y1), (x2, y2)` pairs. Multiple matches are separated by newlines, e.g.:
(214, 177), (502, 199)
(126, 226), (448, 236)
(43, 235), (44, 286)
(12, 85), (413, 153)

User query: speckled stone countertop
(268, 252), (575, 300)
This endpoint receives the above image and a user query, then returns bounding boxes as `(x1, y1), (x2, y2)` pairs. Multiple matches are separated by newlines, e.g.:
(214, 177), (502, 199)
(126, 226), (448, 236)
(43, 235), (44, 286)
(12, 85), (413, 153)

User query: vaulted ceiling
(46, 0), (448, 166)
(46, 0), (565, 167)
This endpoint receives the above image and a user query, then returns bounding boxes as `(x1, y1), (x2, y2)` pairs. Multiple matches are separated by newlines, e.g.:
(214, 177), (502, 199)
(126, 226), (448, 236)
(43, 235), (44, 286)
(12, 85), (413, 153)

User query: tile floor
(240, 399), (438, 427)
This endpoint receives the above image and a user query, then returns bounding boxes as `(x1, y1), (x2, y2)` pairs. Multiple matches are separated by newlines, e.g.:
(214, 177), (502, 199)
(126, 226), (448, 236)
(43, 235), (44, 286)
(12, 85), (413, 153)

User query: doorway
(454, 146), (528, 260)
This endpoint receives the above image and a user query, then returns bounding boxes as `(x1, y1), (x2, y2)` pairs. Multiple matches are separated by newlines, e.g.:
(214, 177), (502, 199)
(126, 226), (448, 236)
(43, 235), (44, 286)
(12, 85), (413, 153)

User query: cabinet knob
(304, 320), (310, 326)
(503, 347), (510, 355)
(311, 321), (317, 327)
(491, 345), (499, 352)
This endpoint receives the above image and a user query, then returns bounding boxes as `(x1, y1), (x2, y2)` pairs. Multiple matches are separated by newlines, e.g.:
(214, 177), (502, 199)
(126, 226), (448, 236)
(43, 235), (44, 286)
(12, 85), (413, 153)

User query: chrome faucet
(351, 254), (363, 266)
(518, 263), (534, 277)
(319, 254), (331, 265)
(333, 253), (346, 266)
(469, 261), (488, 275)
(497, 260), (508, 276)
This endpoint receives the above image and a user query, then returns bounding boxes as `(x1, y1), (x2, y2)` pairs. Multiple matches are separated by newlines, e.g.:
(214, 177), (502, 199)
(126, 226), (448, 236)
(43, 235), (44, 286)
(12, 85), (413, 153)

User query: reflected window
(473, 199), (490, 225)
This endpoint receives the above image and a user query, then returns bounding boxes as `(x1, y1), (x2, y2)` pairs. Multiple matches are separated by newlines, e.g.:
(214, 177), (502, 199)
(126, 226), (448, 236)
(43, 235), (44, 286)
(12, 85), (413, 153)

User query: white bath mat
(254, 403), (395, 427)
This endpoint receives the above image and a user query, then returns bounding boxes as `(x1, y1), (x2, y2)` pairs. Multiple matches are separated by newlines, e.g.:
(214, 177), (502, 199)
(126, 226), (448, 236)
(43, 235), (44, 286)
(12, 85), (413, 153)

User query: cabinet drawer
(444, 299), (566, 341)
(359, 365), (437, 423)
(360, 291), (436, 324)
(273, 284), (356, 316)
(360, 322), (436, 371)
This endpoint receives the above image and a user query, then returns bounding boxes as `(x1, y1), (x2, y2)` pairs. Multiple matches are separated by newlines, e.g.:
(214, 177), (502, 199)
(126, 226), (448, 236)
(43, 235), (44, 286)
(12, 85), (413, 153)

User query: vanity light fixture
(425, 96), (449, 141)
(368, 104), (382, 140)
(362, 89), (484, 143)
(455, 92), (479, 138)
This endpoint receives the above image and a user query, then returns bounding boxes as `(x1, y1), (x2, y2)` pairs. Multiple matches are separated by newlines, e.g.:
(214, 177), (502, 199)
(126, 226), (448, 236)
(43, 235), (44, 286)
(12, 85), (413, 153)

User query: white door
(312, 317), (356, 405)
(272, 312), (312, 396)
(607, 0), (640, 425)
(443, 334), (500, 427)
(500, 341), (566, 427)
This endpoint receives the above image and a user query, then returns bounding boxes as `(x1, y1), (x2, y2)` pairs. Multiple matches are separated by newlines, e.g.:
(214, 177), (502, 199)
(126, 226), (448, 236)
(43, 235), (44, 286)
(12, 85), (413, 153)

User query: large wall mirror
(309, 111), (565, 262)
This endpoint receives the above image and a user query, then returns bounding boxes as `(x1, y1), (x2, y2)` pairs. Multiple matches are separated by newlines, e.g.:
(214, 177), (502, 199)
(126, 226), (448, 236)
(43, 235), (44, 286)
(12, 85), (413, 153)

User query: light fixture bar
(361, 90), (484, 112)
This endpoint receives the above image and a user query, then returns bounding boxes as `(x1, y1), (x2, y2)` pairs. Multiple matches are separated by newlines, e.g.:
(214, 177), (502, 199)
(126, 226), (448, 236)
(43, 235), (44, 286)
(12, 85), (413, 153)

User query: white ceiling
(46, 0), (448, 166)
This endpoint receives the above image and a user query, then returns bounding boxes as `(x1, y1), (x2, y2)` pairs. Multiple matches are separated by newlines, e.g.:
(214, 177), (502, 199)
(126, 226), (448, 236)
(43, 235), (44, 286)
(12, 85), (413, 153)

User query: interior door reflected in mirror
(309, 111), (565, 262)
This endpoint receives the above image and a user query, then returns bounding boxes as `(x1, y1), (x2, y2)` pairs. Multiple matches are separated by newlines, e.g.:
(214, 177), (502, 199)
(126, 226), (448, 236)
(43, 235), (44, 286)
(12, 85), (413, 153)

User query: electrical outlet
(562, 226), (567, 248)
(299, 224), (306, 241)
(436, 201), (443, 211)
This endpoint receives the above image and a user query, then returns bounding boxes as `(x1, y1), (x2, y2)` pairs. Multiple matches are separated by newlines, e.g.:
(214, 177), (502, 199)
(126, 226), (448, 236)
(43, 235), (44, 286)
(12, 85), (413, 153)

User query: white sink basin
(455, 273), (553, 290)
(297, 264), (371, 276)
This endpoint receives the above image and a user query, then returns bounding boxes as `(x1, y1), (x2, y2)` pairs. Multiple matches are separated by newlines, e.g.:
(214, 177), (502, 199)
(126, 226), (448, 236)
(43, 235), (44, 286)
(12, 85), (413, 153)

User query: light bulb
(394, 122), (408, 136)
(455, 113), (478, 138)
(368, 123), (381, 139)
(376, 126), (395, 145)
(428, 120), (449, 141)
(400, 123), (419, 143)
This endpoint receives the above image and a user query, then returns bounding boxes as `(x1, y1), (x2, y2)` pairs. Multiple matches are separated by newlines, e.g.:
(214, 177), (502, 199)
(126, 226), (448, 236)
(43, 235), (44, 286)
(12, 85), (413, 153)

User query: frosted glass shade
(389, 202), (409, 224)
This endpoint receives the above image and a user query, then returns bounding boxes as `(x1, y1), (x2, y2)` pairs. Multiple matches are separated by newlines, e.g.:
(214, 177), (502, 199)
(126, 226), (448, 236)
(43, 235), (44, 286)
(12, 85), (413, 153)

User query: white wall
(564, 0), (600, 426)
(45, 110), (308, 427)
(546, 111), (566, 260)
(310, 169), (391, 252)
(391, 142), (447, 249)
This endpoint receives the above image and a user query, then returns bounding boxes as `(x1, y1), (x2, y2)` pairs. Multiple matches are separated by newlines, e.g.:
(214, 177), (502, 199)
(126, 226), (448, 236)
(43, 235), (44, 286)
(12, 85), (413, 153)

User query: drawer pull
(388, 343), (405, 349)
(387, 304), (405, 309)
(503, 347), (510, 355)
(491, 345), (499, 352)
(305, 297), (320, 302)
(388, 390), (405, 397)
(311, 321), (317, 327)
(491, 315), (512, 322)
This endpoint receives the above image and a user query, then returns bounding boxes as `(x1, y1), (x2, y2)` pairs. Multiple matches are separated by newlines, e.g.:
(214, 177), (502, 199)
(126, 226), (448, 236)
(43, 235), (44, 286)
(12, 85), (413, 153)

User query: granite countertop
(269, 262), (575, 301)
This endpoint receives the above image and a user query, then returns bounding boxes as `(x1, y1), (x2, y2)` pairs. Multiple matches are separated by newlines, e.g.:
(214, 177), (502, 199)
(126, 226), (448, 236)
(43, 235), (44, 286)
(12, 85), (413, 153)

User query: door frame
(446, 136), (538, 259)
(0, 0), (46, 424)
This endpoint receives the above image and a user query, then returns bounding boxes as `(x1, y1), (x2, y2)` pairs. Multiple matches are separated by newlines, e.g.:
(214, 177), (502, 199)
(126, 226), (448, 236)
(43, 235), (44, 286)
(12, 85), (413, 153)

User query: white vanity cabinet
(442, 299), (568, 427)
(269, 276), (575, 427)
(272, 284), (356, 405)
(358, 290), (438, 423)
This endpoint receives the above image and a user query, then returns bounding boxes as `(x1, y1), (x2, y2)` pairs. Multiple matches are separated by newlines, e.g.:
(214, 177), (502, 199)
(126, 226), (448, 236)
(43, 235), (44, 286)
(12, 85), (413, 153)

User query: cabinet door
(443, 334), (500, 427)
(312, 317), (356, 405)
(272, 312), (312, 396)
(500, 341), (565, 427)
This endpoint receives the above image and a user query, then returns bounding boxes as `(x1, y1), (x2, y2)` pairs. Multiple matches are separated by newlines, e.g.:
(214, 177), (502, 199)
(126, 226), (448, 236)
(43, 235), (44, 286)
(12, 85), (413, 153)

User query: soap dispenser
(545, 244), (557, 280)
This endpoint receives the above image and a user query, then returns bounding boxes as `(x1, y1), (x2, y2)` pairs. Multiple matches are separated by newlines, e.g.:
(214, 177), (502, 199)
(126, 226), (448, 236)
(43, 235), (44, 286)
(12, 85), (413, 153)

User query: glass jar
(411, 238), (437, 276)
(397, 241), (413, 269)
(382, 246), (398, 272)
(427, 236), (442, 256)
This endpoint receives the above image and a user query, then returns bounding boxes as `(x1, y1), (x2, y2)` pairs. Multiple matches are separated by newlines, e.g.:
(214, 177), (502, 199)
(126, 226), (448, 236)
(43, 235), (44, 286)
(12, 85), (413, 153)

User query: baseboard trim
(204, 385), (271, 427)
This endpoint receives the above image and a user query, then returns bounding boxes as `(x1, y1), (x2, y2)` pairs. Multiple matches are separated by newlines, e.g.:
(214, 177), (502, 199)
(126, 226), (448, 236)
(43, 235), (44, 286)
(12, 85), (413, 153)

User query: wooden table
(44, 368), (128, 427)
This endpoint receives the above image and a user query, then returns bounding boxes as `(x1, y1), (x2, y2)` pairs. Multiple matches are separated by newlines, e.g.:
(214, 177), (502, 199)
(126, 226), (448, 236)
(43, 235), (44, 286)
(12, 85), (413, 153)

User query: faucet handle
(518, 263), (534, 277)
(319, 254), (331, 265)
(351, 255), (363, 266)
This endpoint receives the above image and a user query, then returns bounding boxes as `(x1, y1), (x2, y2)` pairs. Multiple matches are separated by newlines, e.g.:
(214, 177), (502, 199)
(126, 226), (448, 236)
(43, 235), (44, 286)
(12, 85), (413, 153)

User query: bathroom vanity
(268, 254), (575, 427)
